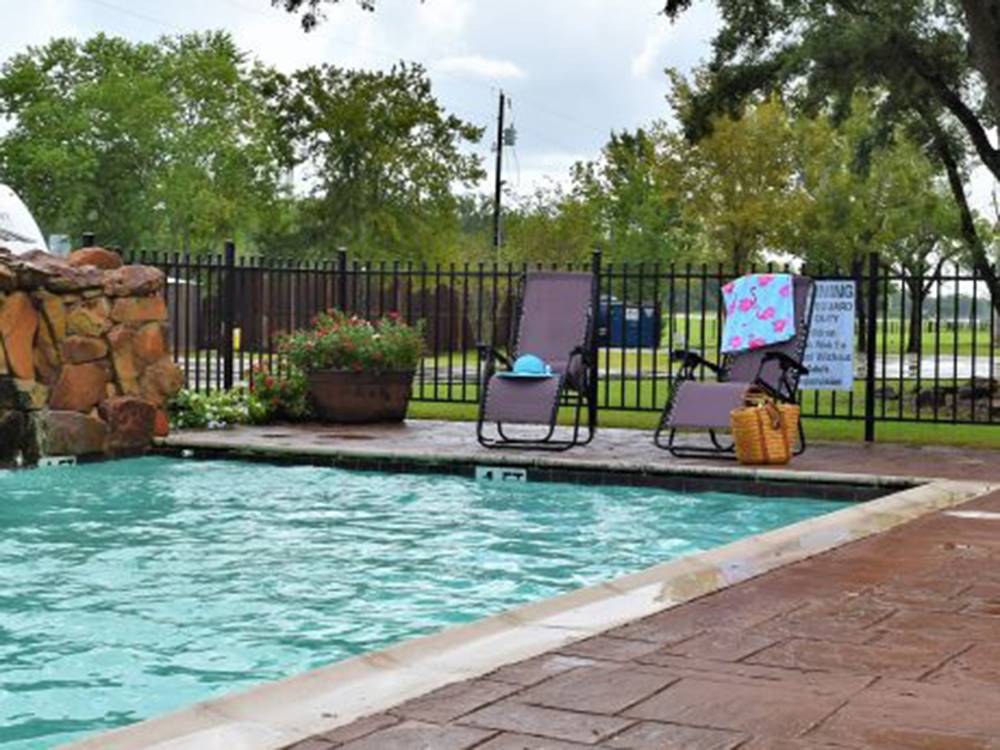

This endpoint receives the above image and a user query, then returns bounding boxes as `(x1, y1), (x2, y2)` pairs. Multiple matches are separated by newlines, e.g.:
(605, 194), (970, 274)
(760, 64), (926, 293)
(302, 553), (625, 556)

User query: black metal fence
(122, 245), (1000, 437)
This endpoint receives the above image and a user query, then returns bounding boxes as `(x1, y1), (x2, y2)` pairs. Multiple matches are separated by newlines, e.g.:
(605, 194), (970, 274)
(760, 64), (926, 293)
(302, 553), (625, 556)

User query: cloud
(434, 55), (526, 80)
(630, 2), (720, 79)
(630, 26), (671, 79)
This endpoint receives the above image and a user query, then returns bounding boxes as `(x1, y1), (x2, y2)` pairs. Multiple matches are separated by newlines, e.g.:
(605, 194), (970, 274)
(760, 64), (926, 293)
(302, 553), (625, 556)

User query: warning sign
(801, 280), (856, 391)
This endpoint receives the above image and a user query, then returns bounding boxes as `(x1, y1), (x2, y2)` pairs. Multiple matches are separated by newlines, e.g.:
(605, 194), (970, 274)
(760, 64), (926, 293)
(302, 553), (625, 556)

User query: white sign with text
(801, 280), (856, 391)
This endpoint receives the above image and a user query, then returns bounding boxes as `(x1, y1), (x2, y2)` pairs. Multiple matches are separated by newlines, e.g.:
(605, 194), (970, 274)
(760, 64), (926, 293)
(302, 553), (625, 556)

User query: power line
(79, 0), (186, 32)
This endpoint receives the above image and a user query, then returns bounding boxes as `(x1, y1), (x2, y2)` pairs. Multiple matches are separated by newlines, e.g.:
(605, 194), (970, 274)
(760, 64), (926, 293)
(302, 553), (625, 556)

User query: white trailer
(0, 183), (47, 254)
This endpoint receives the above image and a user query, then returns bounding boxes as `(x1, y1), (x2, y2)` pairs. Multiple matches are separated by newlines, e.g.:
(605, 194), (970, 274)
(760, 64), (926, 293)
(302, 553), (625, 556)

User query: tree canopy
(662, 0), (1000, 310)
(269, 62), (484, 260)
(0, 32), (287, 252)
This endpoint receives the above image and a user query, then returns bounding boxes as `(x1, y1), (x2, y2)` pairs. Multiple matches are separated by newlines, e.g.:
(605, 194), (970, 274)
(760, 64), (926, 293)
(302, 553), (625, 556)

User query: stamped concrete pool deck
(162, 419), (1000, 484)
(153, 422), (1000, 750)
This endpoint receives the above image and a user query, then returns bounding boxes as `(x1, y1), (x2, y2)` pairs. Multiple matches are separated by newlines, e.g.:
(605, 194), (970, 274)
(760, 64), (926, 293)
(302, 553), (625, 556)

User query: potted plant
(281, 310), (424, 423)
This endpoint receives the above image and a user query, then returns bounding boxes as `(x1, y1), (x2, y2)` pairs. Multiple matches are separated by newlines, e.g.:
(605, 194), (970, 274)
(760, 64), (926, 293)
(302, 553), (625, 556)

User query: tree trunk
(904, 276), (925, 355)
(853, 257), (869, 352)
(960, 0), (1000, 121)
(926, 116), (1000, 319)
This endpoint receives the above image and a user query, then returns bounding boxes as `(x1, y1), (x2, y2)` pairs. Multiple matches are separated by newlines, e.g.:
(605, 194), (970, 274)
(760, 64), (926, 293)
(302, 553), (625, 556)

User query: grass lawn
(409, 384), (1000, 449)
(409, 397), (1000, 450)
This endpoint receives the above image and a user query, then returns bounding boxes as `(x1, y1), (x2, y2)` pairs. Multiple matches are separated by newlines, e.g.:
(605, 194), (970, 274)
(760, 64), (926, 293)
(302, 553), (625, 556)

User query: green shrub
(168, 388), (268, 430)
(280, 310), (424, 374)
(249, 364), (312, 421)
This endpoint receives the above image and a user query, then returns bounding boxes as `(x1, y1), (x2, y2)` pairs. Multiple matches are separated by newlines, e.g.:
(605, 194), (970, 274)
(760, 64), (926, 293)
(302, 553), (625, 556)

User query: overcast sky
(0, 0), (721, 197)
(2, 0), (995, 214)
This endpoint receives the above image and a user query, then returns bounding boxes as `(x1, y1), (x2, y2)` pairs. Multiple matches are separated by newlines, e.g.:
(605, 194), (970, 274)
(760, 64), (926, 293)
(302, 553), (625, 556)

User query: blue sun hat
(497, 353), (554, 379)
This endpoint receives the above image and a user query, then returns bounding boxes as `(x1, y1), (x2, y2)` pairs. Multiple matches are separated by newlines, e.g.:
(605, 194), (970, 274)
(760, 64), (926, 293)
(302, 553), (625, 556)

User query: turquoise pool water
(0, 457), (849, 749)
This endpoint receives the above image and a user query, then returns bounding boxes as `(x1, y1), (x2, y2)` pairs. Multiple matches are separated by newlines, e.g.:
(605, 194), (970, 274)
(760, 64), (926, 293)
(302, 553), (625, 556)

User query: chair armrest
(568, 344), (592, 364)
(762, 350), (809, 375)
(477, 343), (511, 369)
(670, 349), (720, 374)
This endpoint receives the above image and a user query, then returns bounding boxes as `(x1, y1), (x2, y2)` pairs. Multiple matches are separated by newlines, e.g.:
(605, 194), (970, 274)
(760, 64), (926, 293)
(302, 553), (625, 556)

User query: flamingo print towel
(720, 273), (795, 354)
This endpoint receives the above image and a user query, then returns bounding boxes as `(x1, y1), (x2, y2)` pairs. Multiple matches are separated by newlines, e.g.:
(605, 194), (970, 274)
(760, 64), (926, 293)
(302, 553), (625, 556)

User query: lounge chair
(477, 271), (597, 451)
(654, 275), (816, 457)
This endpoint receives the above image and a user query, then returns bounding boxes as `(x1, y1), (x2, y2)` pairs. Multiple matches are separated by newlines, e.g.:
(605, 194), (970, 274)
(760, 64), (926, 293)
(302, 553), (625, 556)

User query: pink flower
(757, 274), (775, 286)
(738, 297), (756, 312)
(722, 282), (735, 295)
(748, 337), (767, 349)
(779, 283), (792, 297)
(727, 300), (737, 316)
(729, 335), (743, 350)
(773, 319), (789, 333)
(757, 306), (776, 321)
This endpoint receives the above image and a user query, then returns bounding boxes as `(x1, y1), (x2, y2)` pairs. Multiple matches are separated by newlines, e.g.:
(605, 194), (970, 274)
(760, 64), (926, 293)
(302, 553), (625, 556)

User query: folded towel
(720, 273), (796, 354)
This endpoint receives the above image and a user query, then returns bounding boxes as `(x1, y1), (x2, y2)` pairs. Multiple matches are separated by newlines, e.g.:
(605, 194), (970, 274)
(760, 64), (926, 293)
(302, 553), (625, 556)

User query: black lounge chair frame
(476, 272), (598, 452)
(654, 276), (817, 458)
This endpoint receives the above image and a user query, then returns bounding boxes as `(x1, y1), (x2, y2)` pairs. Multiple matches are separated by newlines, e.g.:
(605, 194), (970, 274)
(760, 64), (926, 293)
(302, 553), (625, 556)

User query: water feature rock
(139, 356), (184, 407)
(43, 265), (104, 294)
(50, 362), (111, 412)
(61, 335), (109, 364)
(39, 410), (108, 456)
(153, 407), (170, 437)
(33, 290), (67, 341)
(133, 322), (167, 364)
(99, 396), (155, 454)
(68, 247), (123, 270)
(33, 323), (62, 385)
(110, 296), (167, 324)
(0, 409), (36, 464)
(106, 325), (139, 395)
(14, 379), (48, 410)
(0, 263), (15, 292)
(0, 251), (178, 462)
(0, 291), (39, 379)
(67, 297), (112, 337)
(104, 266), (164, 297)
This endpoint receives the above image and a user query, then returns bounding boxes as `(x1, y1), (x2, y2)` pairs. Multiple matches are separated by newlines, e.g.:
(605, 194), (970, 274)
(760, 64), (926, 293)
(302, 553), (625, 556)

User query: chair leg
(479, 388), (592, 452)
(793, 416), (807, 456)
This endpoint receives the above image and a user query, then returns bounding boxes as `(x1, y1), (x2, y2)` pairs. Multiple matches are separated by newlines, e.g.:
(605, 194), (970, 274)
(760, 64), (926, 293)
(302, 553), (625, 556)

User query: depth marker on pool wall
(37, 456), (77, 468)
(476, 466), (528, 482)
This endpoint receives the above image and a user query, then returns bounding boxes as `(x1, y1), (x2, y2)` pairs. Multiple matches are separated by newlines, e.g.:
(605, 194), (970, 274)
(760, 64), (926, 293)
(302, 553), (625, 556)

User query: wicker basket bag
(730, 386), (800, 465)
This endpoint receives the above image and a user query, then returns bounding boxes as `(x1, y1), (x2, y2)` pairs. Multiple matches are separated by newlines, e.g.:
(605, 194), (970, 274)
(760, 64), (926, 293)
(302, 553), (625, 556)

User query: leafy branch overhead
(662, 0), (1000, 315)
(272, 0), (423, 30)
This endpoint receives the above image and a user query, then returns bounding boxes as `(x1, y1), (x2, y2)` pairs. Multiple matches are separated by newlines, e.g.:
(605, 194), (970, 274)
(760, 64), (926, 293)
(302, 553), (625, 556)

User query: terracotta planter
(307, 370), (415, 423)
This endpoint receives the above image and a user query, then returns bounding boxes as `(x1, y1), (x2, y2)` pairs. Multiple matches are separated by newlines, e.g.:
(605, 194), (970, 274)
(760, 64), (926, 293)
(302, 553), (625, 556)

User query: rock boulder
(68, 247), (123, 270)
(39, 410), (108, 456)
(0, 291), (39, 379)
(50, 362), (111, 412)
(99, 396), (155, 454)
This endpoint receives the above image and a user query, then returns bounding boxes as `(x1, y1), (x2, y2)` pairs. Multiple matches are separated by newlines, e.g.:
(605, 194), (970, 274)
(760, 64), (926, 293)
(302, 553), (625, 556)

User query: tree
(0, 32), (288, 252)
(572, 127), (700, 266)
(500, 184), (598, 266)
(271, 62), (484, 260)
(662, 0), (1000, 315)
(670, 90), (802, 270)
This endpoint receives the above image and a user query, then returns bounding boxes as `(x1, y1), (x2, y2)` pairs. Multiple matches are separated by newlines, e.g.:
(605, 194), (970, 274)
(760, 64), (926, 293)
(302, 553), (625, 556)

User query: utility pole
(492, 90), (506, 250)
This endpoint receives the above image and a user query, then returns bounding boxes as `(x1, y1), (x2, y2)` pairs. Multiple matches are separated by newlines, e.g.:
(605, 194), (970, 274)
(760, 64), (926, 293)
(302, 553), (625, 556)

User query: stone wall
(0, 247), (183, 465)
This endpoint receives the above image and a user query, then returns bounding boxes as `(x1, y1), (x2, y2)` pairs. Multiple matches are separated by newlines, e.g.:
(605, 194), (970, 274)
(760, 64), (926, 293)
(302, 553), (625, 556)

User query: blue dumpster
(597, 299), (661, 347)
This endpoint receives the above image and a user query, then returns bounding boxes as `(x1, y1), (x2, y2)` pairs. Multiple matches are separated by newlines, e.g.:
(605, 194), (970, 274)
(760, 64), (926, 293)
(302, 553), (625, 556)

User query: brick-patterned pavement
(284, 488), (1000, 749)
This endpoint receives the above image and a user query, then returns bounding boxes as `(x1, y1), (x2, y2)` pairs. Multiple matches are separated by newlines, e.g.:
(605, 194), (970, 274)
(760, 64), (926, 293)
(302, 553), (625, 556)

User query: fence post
(863, 250), (879, 442)
(589, 248), (602, 432)
(337, 247), (348, 312)
(81, 232), (95, 248)
(222, 239), (236, 391)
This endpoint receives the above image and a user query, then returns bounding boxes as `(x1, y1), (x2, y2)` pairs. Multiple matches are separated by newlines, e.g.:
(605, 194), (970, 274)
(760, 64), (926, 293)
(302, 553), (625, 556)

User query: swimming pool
(0, 457), (849, 749)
